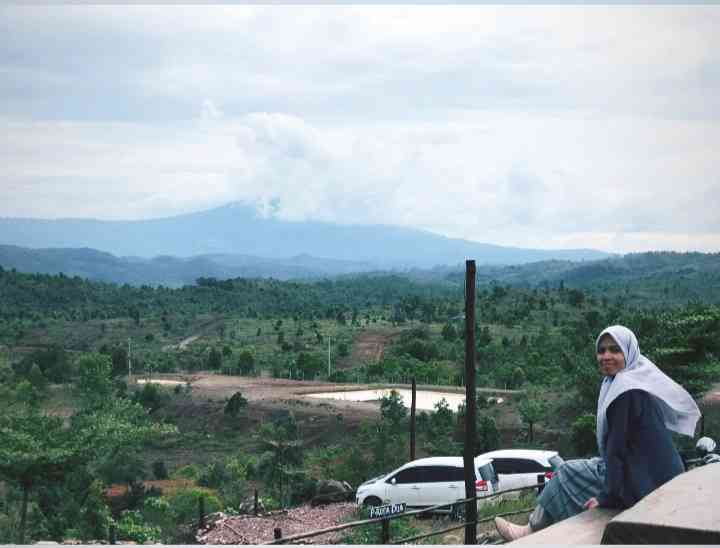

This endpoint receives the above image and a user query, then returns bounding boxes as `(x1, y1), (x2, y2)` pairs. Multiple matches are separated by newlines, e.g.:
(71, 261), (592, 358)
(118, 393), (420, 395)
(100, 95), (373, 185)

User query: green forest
(1, 254), (719, 544)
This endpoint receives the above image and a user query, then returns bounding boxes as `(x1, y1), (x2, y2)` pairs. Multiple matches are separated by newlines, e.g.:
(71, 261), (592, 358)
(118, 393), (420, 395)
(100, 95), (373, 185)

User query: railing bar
(394, 507), (534, 544)
(394, 522), (471, 544)
(263, 483), (543, 544)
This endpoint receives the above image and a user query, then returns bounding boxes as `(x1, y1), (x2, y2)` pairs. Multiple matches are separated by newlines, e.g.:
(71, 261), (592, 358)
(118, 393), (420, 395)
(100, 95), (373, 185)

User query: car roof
(395, 456), (493, 469)
(477, 449), (558, 464)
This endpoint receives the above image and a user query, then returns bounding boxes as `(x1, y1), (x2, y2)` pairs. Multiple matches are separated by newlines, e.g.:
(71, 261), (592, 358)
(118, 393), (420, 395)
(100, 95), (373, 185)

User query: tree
(379, 390), (407, 431)
(517, 386), (548, 443)
(296, 352), (323, 380)
(257, 414), (303, 507)
(441, 323), (457, 341)
(27, 363), (48, 392)
(206, 348), (222, 371)
(0, 362), (176, 544)
(237, 351), (255, 376)
(75, 354), (114, 409)
(224, 392), (248, 418)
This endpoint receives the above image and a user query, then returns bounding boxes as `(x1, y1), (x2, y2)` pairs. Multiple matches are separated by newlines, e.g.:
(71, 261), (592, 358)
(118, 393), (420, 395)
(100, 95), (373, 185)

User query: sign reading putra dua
(369, 502), (406, 519)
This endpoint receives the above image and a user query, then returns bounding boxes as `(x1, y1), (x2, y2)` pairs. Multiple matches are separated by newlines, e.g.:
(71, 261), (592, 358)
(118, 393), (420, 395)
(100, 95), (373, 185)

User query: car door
(417, 465), (464, 507)
(386, 466), (424, 507)
(491, 458), (523, 493)
(511, 458), (552, 490)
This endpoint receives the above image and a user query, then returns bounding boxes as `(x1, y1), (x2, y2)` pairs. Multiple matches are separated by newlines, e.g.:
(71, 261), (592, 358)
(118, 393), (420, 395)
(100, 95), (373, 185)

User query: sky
(1, 5), (719, 253)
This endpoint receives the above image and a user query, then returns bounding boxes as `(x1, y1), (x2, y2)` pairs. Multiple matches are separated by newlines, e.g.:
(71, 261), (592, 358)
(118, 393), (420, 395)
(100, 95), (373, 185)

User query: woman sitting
(494, 325), (701, 541)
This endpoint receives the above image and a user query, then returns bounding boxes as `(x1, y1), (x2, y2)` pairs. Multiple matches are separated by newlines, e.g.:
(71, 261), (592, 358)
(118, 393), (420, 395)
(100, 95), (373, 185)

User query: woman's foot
(494, 517), (532, 541)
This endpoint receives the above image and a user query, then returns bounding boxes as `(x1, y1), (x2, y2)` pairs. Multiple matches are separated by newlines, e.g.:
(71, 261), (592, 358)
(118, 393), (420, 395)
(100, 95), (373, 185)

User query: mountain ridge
(0, 202), (613, 268)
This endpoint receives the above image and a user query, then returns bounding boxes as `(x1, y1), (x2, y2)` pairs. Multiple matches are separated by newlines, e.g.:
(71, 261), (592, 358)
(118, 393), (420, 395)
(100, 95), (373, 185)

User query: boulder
(311, 480), (354, 506)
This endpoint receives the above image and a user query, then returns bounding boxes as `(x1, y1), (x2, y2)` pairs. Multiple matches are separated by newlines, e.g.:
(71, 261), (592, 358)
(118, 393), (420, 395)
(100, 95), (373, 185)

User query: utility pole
(127, 338), (132, 384)
(463, 259), (478, 545)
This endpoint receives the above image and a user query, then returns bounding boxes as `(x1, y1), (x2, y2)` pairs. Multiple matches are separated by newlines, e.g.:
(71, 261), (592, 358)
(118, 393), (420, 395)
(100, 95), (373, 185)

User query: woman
(494, 325), (701, 541)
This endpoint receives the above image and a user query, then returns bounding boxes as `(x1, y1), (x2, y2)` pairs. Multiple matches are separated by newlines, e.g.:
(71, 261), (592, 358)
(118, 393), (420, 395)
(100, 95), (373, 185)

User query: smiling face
(596, 334), (626, 377)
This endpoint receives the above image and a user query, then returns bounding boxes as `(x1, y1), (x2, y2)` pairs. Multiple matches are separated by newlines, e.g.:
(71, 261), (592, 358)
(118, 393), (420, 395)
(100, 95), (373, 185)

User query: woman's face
(596, 334), (626, 377)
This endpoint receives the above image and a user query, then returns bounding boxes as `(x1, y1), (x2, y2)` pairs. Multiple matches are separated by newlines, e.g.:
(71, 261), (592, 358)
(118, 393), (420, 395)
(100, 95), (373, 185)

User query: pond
(136, 379), (186, 386)
(305, 388), (502, 411)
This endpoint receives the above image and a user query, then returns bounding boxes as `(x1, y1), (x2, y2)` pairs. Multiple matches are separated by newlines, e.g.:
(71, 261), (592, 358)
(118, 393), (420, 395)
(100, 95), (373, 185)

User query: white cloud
(0, 6), (719, 253)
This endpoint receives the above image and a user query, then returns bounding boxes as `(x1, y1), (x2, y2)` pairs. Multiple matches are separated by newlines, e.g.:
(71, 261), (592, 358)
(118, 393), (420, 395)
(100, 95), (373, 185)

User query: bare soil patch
(198, 502), (358, 544)
(337, 328), (401, 370)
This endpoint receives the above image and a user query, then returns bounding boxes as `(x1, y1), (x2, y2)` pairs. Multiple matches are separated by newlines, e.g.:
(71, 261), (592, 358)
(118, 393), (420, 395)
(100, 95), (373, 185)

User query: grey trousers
(529, 504), (553, 532)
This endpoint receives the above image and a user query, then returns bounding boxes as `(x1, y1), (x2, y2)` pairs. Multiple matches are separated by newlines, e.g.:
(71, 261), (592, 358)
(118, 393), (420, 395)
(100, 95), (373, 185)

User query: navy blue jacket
(598, 389), (685, 509)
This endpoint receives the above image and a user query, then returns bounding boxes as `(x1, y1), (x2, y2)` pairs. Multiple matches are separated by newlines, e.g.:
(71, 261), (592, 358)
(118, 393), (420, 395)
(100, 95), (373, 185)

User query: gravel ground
(197, 503), (359, 544)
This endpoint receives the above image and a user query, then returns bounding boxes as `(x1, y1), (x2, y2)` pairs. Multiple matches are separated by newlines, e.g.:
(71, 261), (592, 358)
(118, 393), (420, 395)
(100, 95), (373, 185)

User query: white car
(476, 449), (561, 495)
(355, 456), (498, 510)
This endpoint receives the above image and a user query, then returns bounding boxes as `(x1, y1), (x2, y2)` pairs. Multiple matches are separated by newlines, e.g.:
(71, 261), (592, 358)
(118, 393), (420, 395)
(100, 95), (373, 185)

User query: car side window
(424, 466), (459, 482)
(391, 467), (421, 484)
(494, 458), (549, 474)
(492, 459), (513, 474)
(450, 466), (466, 481)
(510, 458), (549, 473)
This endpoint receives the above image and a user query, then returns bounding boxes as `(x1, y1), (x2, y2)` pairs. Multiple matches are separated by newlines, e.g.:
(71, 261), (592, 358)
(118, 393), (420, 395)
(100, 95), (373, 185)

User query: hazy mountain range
(0, 202), (612, 270)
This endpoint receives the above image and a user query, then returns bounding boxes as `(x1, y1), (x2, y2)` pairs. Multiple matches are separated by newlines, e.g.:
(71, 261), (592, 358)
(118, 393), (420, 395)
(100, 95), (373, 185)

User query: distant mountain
(0, 202), (613, 268)
(0, 245), (377, 286)
(438, 252), (720, 291)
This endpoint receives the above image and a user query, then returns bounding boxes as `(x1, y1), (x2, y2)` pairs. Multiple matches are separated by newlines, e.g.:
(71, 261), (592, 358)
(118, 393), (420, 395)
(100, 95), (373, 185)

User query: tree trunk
(19, 482), (30, 545)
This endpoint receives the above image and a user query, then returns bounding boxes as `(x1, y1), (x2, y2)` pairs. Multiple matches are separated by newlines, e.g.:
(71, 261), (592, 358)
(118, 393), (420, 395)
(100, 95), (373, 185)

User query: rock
(311, 479), (354, 506)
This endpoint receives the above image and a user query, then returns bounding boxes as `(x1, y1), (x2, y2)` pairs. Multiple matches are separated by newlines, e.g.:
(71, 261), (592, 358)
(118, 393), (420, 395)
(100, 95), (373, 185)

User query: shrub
(152, 460), (168, 480)
(172, 464), (201, 480)
(224, 392), (248, 418)
(165, 488), (221, 526)
(116, 510), (161, 544)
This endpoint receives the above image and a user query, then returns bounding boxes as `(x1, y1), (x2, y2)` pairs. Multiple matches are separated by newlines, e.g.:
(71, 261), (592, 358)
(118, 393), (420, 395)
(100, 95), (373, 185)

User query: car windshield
(477, 461), (498, 483)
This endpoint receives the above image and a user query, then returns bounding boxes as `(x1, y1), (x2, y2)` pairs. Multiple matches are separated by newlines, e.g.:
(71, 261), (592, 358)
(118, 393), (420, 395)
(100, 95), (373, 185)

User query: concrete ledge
(601, 464), (720, 544)
(509, 464), (720, 545)
(509, 508), (620, 545)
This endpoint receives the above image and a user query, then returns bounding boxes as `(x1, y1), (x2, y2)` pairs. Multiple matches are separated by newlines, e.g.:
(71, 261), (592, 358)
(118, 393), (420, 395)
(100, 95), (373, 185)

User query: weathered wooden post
(381, 518), (390, 544)
(463, 259), (478, 545)
(410, 377), (416, 461)
(254, 488), (259, 515)
(199, 494), (206, 530)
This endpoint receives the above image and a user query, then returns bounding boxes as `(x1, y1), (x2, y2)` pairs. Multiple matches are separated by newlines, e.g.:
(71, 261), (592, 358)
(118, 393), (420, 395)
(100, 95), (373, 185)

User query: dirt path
(162, 334), (200, 351)
(337, 328), (400, 370)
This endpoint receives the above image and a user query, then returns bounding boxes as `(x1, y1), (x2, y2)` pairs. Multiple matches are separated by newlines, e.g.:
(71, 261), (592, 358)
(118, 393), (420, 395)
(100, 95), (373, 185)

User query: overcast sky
(1, 6), (719, 253)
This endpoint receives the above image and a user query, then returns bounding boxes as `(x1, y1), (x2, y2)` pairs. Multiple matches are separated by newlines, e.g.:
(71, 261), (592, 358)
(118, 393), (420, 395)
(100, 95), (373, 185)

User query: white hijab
(595, 325), (701, 457)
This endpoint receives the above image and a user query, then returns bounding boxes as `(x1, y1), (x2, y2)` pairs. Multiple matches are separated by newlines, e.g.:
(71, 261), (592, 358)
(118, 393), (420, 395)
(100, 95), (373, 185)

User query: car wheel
(363, 496), (382, 507)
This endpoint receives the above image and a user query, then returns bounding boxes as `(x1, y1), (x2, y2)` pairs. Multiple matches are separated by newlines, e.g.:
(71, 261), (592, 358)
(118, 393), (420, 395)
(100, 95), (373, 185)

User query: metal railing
(263, 481), (545, 545)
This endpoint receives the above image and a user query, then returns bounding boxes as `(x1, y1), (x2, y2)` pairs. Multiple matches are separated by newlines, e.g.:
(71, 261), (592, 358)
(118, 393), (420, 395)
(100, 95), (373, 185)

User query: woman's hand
(584, 497), (599, 509)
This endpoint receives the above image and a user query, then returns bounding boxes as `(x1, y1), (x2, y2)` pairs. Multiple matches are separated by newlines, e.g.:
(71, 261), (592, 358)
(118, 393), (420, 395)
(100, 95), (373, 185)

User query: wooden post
(463, 259), (478, 545)
(381, 519), (390, 544)
(254, 488), (259, 515)
(199, 494), (206, 529)
(109, 523), (117, 545)
(410, 377), (416, 461)
(537, 473), (546, 495)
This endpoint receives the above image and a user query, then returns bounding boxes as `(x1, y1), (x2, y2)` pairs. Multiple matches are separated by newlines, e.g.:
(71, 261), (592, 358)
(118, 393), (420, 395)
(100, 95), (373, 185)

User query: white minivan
(476, 449), (561, 495)
(355, 456), (498, 510)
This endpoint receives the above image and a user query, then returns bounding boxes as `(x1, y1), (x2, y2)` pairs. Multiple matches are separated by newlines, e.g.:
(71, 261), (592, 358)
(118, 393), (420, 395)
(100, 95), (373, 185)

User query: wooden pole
(199, 495), (206, 529)
(254, 488), (259, 515)
(381, 519), (390, 544)
(463, 259), (478, 545)
(410, 377), (416, 461)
